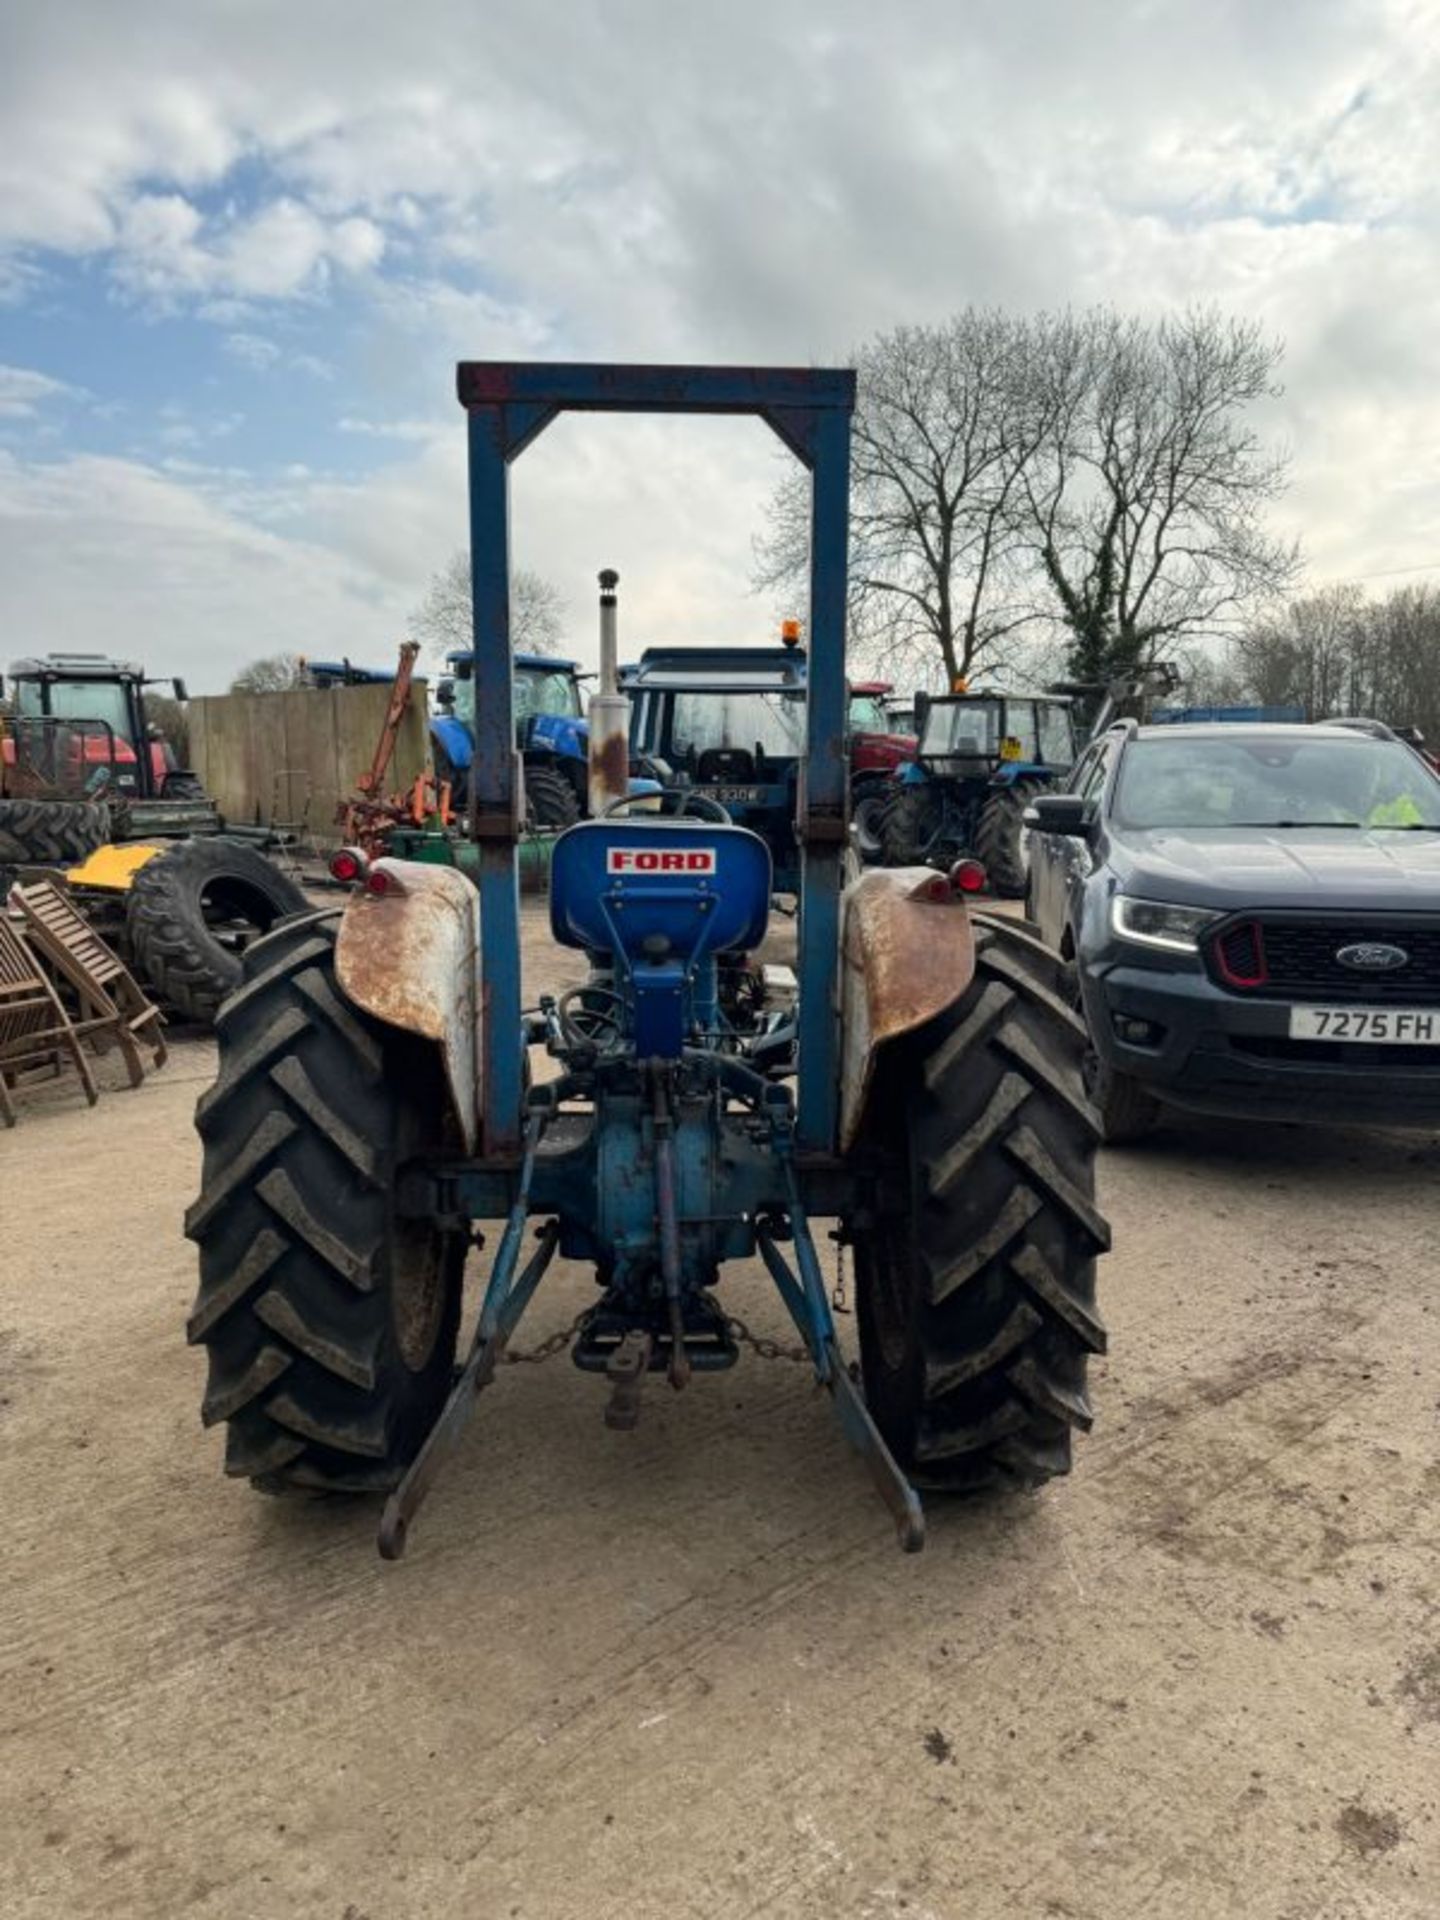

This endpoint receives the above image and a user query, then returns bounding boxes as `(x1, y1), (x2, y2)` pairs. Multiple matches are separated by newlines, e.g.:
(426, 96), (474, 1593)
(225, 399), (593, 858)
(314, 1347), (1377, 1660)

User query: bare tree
(413, 553), (566, 662)
(230, 652), (308, 694)
(754, 313), (1045, 689)
(1022, 307), (1300, 681)
(1228, 584), (1364, 716)
(1347, 583), (1440, 740)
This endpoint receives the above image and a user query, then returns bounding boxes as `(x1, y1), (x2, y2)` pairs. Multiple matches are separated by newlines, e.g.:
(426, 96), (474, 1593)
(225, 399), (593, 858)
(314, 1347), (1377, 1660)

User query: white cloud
(0, 364), (83, 420)
(111, 194), (384, 303)
(223, 331), (281, 371)
(0, 0), (1439, 631)
(223, 332), (335, 380)
(0, 450), (406, 690)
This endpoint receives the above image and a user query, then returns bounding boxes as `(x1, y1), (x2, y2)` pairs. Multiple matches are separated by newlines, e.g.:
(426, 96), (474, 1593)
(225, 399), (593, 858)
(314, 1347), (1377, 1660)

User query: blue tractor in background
(432, 649), (589, 827)
(624, 640), (808, 892)
(183, 362), (1108, 1561)
(306, 652), (591, 827)
(878, 688), (1080, 896)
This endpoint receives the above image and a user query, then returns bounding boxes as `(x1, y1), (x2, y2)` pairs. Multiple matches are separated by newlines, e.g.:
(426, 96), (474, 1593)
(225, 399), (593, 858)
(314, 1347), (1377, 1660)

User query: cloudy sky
(1, 0), (1438, 689)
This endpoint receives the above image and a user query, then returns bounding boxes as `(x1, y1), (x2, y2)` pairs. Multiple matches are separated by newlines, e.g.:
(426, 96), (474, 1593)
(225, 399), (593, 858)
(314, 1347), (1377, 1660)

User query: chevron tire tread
(524, 764), (581, 829)
(974, 777), (1044, 899)
(185, 912), (464, 1494)
(852, 911), (1110, 1493)
(127, 836), (309, 1025)
(0, 798), (111, 866)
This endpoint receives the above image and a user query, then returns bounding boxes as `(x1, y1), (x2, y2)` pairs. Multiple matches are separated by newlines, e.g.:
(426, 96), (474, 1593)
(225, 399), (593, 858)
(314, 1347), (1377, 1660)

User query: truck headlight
(1111, 896), (1221, 954)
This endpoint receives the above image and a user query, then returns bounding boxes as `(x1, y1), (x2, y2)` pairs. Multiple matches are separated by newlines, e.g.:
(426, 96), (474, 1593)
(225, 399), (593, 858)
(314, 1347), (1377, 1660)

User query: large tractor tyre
(185, 913), (466, 1493)
(852, 913), (1110, 1492)
(127, 836), (309, 1025)
(974, 778), (1045, 899)
(879, 785), (945, 867)
(0, 797), (110, 867)
(524, 763), (582, 830)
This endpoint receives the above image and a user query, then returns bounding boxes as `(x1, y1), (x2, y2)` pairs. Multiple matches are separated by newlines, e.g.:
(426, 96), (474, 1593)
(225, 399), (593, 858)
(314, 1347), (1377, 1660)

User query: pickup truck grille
(1207, 917), (1440, 1002)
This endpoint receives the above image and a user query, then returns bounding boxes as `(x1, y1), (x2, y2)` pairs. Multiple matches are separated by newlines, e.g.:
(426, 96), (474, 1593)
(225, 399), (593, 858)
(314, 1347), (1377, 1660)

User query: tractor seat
(695, 747), (756, 784)
(549, 818), (772, 963)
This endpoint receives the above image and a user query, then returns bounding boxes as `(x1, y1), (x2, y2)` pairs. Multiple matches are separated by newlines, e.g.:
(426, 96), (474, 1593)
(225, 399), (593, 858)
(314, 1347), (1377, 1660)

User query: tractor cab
(913, 689), (1077, 777)
(433, 651), (589, 824)
(878, 689), (1079, 895)
(1, 652), (198, 810)
(625, 645), (807, 892)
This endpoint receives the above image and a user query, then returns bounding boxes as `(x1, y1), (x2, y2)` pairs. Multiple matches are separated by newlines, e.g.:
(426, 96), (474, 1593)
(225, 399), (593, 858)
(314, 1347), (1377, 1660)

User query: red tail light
(329, 846), (367, 885)
(365, 865), (402, 897)
(913, 873), (953, 904)
(949, 858), (987, 895)
(1214, 920), (1268, 989)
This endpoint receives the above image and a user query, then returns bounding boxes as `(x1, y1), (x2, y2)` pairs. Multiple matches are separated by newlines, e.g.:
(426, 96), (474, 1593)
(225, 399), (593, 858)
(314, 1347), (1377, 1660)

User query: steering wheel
(601, 789), (733, 824)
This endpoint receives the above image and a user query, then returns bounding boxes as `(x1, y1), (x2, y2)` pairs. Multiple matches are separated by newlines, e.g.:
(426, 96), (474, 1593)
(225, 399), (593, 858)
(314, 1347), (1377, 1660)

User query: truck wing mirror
(1024, 793), (1097, 839)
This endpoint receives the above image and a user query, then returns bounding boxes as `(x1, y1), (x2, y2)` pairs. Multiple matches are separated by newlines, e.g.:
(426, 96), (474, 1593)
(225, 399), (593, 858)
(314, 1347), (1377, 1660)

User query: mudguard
(429, 713), (473, 771)
(838, 867), (977, 1151)
(334, 858), (481, 1152)
(527, 712), (589, 764)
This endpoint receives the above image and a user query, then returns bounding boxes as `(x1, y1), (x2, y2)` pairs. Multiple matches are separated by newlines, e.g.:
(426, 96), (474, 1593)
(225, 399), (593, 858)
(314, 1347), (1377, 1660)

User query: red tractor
(848, 680), (917, 858)
(0, 652), (307, 1021)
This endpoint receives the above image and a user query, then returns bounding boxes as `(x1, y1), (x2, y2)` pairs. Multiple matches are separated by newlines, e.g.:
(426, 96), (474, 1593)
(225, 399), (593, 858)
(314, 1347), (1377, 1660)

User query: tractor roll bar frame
(458, 361), (855, 1157)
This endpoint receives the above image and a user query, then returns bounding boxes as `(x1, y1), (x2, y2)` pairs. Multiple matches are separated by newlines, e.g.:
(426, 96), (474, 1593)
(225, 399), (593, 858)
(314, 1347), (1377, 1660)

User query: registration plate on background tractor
(1289, 1005), (1440, 1044)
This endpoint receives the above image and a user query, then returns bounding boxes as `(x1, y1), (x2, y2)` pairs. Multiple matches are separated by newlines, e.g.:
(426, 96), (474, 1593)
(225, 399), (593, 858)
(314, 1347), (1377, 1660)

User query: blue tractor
(432, 649), (589, 827)
(624, 640), (808, 892)
(878, 688), (1080, 896)
(183, 363), (1109, 1558)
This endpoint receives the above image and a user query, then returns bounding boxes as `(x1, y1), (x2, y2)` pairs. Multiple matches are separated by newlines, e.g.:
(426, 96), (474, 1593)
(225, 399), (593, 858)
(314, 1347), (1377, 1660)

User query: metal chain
(723, 1311), (811, 1366)
(503, 1302), (814, 1369)
(503, 1306), (596, 1365)
(831, 1236), (850, 1316)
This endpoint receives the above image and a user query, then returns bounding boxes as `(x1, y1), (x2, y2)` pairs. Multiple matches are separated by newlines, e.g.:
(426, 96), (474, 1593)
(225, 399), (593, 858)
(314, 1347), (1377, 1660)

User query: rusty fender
(839, 868), (976, 1152)
(334, 860), (481, 1153)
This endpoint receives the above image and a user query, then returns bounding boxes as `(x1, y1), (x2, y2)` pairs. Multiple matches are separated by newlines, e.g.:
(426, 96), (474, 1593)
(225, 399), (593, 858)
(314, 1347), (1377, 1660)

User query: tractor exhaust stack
(588, 567), (630, 816)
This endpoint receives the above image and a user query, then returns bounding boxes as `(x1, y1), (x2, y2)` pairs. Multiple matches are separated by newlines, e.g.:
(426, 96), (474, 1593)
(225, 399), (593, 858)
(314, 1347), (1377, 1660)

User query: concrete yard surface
(2, 904), (1439, 1919)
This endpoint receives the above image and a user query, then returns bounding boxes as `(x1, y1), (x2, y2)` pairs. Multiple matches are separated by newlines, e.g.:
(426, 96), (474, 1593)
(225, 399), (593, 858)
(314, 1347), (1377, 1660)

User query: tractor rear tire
(974, 779), (1044, 899)
(127, 837), (309, 1024)
(525, 764), (582, 829)
(879, 786), (943, 866)
(852, 912), (1109, 1492)
(0, 797), (110, 867)
(185, 913), (466, 1493)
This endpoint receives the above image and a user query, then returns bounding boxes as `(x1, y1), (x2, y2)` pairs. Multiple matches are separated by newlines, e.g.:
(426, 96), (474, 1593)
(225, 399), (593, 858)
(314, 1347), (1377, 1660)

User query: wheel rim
(854, 796), (885, 856)
(199, 877), (290, 959)
(392, 1225), (448, 1372)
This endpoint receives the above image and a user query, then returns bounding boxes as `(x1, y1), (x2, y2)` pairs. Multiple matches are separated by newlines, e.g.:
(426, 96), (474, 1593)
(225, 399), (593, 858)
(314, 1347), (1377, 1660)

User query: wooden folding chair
(0, 915), (97, 1125)
(10, 880), (167, 1083)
